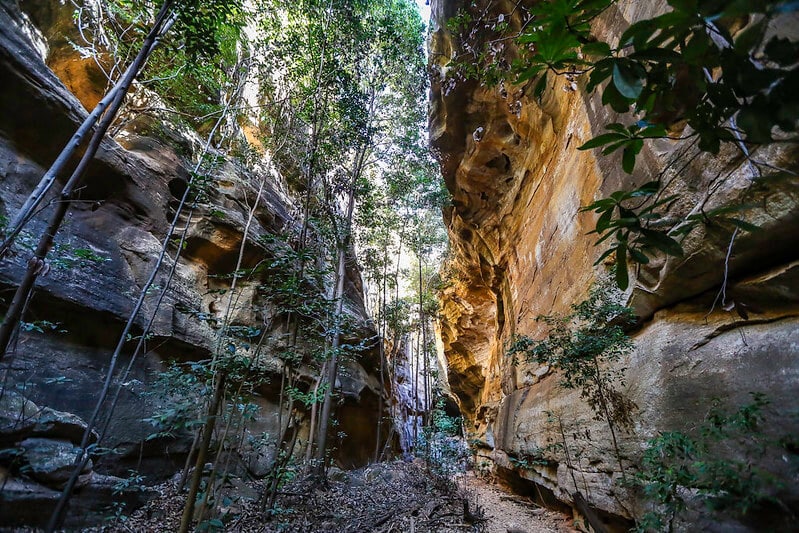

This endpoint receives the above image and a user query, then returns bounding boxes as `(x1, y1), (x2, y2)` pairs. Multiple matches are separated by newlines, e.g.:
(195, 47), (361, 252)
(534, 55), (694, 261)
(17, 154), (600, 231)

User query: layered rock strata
(430, 0), (799, 529)
(0, 1), (387, 526)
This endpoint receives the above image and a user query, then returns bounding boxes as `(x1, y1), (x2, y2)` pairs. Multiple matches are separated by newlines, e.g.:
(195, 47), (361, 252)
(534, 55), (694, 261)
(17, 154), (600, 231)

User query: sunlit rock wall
(430, 0), (799, 529)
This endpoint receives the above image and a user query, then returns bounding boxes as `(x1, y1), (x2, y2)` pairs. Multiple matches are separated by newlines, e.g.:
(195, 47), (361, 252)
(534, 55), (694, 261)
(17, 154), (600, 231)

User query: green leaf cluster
(88, 0), (245, 126)
(635, 393), (790, 532)
(519, 0), (799, 150)
(507, 281), (637, 430)
(581, 181), (682, 289)
(582, 180), (760, 289)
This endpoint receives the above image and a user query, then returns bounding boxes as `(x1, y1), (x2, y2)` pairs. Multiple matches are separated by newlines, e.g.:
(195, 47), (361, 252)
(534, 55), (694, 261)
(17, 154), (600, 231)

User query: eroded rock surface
(430, 0), (799, 529)
(0, 1), (388, 526)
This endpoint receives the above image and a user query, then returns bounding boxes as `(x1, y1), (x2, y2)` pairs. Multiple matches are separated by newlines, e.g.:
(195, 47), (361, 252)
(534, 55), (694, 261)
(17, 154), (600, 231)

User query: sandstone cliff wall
(430, 0), (799, 529)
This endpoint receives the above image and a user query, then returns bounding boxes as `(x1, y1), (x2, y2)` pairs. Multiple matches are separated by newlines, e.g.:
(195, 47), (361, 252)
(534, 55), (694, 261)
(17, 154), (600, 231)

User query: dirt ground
(457, 472), (576, 533)
(106, 461), (576, 533)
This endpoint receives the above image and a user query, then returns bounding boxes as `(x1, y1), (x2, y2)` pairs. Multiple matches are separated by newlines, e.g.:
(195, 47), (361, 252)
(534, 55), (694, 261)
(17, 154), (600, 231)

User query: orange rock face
(431, 0), (799, 527)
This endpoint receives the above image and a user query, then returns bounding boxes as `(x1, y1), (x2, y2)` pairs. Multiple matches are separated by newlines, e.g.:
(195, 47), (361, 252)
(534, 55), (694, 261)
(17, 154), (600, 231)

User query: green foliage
(384, 298), (413, 337)
(287, 383), (328, 408)
(533, 0), (796, 286)
(256, 235), (330, 326)
(112, 470), (146, 495)
(418, 398), (471, 477)
(255, 0), (426, 188)
(507, 282), (637, 430)
(581, 181), (682, 289)
(508, 449), (554, 470)
(142, 362), (206, 439)
(581, 180), (762, 289)
(578, 123), (667, 174)
(142, 356), (266, 442)
(77, 0), (244, 127)
(19, 320), (66, 334)
(50, 243), (111, 270)
(173, 0), (244, 60)
(431, 400), (461, 437)
(635, 393), (788, 532)
(517, 0), (799, 147)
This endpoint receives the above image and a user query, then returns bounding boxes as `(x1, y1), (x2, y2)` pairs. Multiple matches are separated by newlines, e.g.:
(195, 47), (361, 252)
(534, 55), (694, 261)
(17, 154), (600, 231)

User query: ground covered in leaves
(103, 461), (574, 532)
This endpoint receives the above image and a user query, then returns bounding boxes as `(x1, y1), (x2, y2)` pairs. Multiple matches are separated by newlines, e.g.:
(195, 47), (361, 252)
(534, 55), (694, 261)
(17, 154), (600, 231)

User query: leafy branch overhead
(518, 0), (799, 152)
(581, 178), (763, 289)
(580, 181), (682, 288)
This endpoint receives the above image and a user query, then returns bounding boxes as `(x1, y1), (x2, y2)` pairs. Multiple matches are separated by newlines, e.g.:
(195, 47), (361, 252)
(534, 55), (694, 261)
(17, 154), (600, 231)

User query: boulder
(0, 477), (61, 528)
(32, 406), (99, 444)
(0, 390), (98, 447)
(0, 391), (40, 444)
(0, 472), (156, 529)
(19, 437), (92, 488)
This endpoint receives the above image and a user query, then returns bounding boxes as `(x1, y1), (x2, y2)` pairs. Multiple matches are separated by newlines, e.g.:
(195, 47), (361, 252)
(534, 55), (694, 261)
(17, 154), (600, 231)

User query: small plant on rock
(635, 393), (793, 532)
(507, 281), (637, 479)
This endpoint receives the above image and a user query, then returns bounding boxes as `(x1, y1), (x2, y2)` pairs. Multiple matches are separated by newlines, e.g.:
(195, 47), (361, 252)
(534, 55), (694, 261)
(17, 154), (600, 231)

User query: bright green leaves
(579, 122), (667, 173)
(443, 0), (795, 291)
(517, 0), (799, 152)
(514, 0), (614, 96)
(518, 27), (584, 72)
(174, 0), (244, 60)
(516, 26), (585, 99)
(613, 2), (796, 147)
(636, 393), (788, 530)
(583, 180), (761, 290)
(529, 0), (616, 39)
(507, 281), (637, 432)
(91, 0), (244, 125)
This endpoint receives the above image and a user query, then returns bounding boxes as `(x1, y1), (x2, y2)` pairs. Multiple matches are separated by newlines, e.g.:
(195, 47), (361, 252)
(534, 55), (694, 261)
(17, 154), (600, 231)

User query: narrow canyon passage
(1, 0), (797, 532)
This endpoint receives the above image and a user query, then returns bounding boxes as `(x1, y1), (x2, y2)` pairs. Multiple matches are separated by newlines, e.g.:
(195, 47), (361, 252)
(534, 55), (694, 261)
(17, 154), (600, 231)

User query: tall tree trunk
(314, 127), (371, 473)
(418, 253), (429, 426)
(412, 327), (419, 451)
(313, 187), (356, 473)
(179, 373), (226, 533)
(304, 362), (326, 464)
(43, 63), (243, 531)
(374, 243), (389, 462)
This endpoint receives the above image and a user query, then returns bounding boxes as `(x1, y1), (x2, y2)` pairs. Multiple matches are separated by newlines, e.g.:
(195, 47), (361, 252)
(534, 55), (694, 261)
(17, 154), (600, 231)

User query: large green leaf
(641, 229), (683, 256)
(578, 133), (627, 150)
(622, 145), (637, 173)
(615, 244), (629, 289)
(613, 62), (645, 99)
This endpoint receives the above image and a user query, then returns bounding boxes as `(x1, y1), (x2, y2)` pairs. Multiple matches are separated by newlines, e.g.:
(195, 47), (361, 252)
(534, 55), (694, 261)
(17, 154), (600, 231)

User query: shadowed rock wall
(0, 1), (387, 526)
(430, 0), (799, 529)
